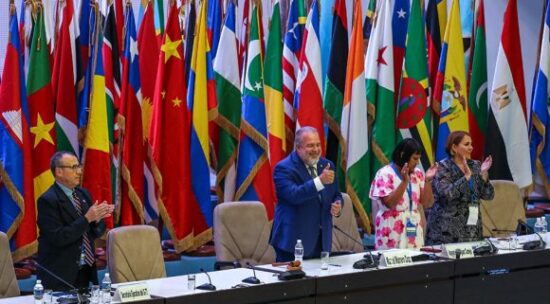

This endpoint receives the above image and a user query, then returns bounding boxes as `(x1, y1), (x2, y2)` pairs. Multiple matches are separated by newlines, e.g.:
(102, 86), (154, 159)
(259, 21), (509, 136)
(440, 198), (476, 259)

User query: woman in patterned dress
(426, 131), (494, 245)
(369, 138), (438, 249)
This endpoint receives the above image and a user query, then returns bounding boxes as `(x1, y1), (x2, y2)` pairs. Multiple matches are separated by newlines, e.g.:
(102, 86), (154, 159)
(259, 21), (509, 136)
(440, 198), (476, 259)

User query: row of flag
(0, 0), (546, 262)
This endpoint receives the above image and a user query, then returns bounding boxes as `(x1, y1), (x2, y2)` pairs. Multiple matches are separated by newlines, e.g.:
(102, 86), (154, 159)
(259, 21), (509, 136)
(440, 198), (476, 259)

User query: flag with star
(0, 4), (36, 261)
(485, 0), (531, 188)
(214, 0), (240, 202)
(27, 3), (56, 214)
(323, 0), (348, 189)
(397, 0), (433, 170)
(341, 0), (370, 232)
(119, 4), (144, 226)
(365, 0), (395, 218)
(138, 1), (160, 223)
(433, 0), (469, 161)
(427, 0), (443, 106)
(282, 0), (306, 154)
(149, 3), (195, 252)
(392, 0), (409, 96)
(294, 0), (325, 154)
(235, 2), (276, 219)
(81, 5), (114, 229)
(188, 0), (214, 247)
(52, 0), (79, 157)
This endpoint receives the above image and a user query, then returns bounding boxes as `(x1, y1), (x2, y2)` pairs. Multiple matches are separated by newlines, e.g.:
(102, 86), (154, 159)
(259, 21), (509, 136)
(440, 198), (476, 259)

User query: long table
(2, 248), (550, 304)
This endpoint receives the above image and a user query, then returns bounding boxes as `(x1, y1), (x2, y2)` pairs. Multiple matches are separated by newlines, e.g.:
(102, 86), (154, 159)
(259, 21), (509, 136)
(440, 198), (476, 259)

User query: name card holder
(442, 243), (475, 259)
(113, 282), (151, 303)
(379, 250), (413, 268)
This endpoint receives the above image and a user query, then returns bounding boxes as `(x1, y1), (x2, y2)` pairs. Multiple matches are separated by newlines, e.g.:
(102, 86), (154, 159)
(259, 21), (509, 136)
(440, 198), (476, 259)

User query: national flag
(294, 0), (325, 154)
(485, 0), (531, 188)
(103, 1), (122, 213)
(81, 5), (113, 229)
(18, 0), (32, 75)
(77, 1), (97, 132)
(52, 0), (79, 157)
(392, 0), (409, 97)
(27, 3), (56, 218)
(207, 0), (223, 60)
(341, 0), (370, 232)
(119, 4), (144, 226)
(114, 0), (124, 54)
(264, 0), (286, 170)
(0, 4), (36, 262)
(188, 0), (214, 247)
(427, 0), (443, 103)
(467, 0), (488, 161)
(235, 2), (276, 219)
(149, 3), (194, 252)
(138, 1), (160, 223)
(214, 0), (241, 202)
(433, 0), (469, 161)
(184, 2), (196, 83)
(363, 0), (376, 42)
(530, 0), (550, 195)
(319, 0), (335, 85)
(365, 0), (395, 214)
(282, 0), (306, 151)
(397, 0), (433, 169)
(236, 0), (250, 71)
(323, 0), (348, 189)
(460, 0), (474, 71)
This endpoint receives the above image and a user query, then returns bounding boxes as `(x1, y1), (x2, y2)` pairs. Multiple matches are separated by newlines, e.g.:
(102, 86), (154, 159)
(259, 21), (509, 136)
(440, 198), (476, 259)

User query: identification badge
(406, 219), (417, 237)
(467, 206), (479, 226)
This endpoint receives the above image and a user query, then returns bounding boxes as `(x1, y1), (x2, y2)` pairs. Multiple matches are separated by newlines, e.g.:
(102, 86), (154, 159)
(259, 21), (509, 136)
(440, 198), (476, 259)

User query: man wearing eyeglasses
(37, 151), (114, 291)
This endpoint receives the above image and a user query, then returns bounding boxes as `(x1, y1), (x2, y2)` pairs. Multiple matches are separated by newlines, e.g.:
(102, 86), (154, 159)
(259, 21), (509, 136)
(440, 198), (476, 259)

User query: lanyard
(390, 163), (413, 212)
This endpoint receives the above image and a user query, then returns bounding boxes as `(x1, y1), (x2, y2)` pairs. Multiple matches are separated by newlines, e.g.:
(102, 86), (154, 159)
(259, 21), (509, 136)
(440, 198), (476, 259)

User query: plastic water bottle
(33, 279), (44, 304)
(534, 217), (544, 233)
(101, 273), (112, 304)
(542, 216), (548, 233)
(294, 239), (304, 262)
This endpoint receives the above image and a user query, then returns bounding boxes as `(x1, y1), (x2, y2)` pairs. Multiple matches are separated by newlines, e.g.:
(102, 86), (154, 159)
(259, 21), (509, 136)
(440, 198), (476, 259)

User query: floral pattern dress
(425, 158), (494, 245)
(369, 165), (426, 250)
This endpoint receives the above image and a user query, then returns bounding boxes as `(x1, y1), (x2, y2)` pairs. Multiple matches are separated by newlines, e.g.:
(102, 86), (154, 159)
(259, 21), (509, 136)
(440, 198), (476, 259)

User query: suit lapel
(52, 184), (80, 221)
(291, 152), (311, 182)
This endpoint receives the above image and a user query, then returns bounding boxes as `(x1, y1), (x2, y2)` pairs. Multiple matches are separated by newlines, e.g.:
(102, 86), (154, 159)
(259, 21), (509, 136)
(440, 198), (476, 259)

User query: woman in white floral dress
(369, 139), (438, 250)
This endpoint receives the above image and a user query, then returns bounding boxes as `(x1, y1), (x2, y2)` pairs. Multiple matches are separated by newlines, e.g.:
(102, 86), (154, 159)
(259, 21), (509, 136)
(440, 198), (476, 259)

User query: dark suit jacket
(270, 152), (342, 256)
(37, 183), (106, 291)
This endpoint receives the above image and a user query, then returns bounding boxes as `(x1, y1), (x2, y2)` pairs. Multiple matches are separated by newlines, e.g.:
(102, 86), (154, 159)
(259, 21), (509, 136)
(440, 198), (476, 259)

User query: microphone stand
(242, 262), (261, 284)
(35, 262), (86, 303)
(333, 225), (379, 268)
(518, 219), (546, 250)
(196, 268), (216, 291)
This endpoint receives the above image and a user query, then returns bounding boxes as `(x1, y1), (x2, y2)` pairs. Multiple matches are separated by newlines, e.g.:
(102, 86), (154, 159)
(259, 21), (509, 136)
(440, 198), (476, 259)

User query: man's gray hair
(294, 126), (319, 148)
(50, 151), (76, 174)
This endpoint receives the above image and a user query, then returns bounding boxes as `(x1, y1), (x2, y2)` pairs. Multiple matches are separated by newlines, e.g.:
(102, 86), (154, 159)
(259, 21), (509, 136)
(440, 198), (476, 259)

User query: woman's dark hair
(445, 130), (471, 157)
(391, 138), (422, 167)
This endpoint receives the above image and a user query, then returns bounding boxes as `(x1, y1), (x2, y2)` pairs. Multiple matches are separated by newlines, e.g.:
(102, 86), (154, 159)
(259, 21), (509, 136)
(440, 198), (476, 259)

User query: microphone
(333, 225), (379, 269)
(196, 268), (216, 291)
(34, 262), (86, 303)
(242, 262), (261, 284)
(473, 238), (499, 256)
(518, 219), (546, 250)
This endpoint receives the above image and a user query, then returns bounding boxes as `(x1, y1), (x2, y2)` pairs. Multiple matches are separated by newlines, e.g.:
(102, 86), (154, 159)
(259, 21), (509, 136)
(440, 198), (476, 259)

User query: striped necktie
(308, 165), (318, 178)
(72, 191), (95, 267)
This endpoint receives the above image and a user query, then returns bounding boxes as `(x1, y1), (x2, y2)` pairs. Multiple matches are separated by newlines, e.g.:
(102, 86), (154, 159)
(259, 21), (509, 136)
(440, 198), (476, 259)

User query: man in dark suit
(37, 151), (114, 291)
(270, 126), (343, 262)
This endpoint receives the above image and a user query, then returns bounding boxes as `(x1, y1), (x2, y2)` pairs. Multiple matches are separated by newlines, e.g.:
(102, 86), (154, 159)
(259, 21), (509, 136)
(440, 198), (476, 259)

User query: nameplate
(114, 282), (151, 302)
(442, 243), (475, 259)
(379, 250), (413, 267)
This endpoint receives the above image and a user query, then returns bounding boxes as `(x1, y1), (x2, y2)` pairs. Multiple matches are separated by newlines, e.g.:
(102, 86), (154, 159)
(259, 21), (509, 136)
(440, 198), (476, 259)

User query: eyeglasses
(58, 164), (83, 170)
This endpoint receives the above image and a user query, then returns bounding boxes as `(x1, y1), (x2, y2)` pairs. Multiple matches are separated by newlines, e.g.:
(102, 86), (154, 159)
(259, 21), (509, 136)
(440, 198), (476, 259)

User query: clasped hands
(462, 155), (492, 181)
(85, 201), (114, 223)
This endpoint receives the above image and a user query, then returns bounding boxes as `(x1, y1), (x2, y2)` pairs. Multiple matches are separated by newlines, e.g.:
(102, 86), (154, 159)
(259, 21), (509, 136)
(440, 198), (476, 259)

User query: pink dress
(369, 165), (426, 250)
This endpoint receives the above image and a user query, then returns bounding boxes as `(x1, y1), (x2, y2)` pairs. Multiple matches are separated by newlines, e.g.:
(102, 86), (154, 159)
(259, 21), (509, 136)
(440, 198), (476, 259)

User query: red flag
(149, 3), (194, 252)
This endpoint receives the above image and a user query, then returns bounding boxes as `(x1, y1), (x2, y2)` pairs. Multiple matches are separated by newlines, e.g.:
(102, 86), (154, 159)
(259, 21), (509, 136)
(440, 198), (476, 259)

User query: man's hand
(319, 163), (335, 185)
(84, 201), (114, 223)
(331, 200), (342, 217)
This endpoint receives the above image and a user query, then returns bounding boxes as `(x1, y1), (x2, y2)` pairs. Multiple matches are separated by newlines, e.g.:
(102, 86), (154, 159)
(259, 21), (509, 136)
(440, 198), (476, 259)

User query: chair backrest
(0, 232), (19, 298)
(481, 180), (526, 237)
(107, 225), (166, 283)
(332, 193), (363, 253)
(214, 201), (275, 266)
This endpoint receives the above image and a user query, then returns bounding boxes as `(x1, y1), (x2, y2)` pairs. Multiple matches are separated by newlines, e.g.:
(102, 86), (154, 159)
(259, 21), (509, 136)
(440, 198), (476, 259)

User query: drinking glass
(320, 251), (330, 270)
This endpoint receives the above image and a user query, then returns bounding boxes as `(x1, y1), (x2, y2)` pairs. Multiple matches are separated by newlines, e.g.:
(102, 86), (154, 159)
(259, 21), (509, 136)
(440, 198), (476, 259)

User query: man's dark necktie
(308, 166), (318, 178)
(72, 191), (95, 266)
